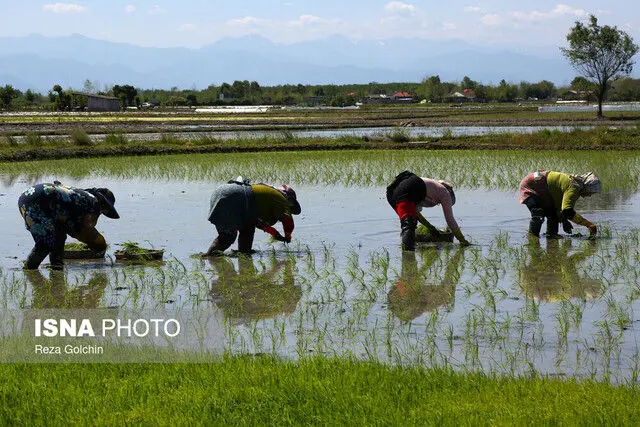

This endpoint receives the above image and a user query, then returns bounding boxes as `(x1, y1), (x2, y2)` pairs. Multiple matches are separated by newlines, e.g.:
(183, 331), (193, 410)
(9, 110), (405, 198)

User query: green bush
(160, 133), (180, 144)
(2, 135), (18, 147)
(104, 132), (128, 145)
(279, 129), (296, 143)
(25, 133), (43, 147)
(389, 127), (410, 143)
(71, 128), (92, 146)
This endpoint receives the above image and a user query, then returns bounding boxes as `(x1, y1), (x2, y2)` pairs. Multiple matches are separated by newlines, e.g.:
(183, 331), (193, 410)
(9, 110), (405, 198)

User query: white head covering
(569, 172), (601, 196)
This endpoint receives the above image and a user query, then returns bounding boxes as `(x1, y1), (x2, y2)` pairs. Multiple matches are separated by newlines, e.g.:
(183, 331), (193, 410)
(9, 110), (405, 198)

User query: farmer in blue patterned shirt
(18, 182), (120, 269)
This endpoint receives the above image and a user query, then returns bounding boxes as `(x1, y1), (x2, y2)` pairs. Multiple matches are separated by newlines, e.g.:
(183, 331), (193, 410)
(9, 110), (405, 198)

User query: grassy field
(1, 126), (640, 162)
(1, 104), (639, 127)
(2, 106), (640, 423)
(2, 146), (638, 191)
(0, 357), (638, 425)
(1, 104), (639, 161)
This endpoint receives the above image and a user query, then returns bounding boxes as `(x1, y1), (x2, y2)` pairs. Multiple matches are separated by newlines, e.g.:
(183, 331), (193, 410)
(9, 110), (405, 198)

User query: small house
(391, 92), (414, 103)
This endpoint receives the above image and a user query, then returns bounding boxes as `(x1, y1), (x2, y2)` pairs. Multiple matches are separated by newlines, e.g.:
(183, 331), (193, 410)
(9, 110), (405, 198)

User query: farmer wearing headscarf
(206, 177), (302, 255)
(518, 171), (601, 239)
(386, 170), (469, 251)
(18, 182), (120, 269)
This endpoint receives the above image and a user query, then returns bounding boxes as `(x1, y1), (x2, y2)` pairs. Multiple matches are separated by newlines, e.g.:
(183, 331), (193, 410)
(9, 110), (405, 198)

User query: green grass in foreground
(0, 357), (637, 425)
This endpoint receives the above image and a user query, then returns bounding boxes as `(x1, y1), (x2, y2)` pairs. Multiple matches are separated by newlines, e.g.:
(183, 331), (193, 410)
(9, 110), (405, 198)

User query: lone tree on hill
(561, 15), (638, 118)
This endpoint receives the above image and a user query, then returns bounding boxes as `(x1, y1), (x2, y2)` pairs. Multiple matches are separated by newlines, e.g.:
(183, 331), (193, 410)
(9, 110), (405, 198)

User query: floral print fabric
(18, 183), (101, 248)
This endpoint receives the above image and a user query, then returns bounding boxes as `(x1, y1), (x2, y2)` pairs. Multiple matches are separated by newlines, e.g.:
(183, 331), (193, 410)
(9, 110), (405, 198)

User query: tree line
(2, 75), (640, 111)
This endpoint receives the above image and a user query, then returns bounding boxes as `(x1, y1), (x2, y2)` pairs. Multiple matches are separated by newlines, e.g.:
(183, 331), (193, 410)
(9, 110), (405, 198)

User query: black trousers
(523, 196), (559, 237)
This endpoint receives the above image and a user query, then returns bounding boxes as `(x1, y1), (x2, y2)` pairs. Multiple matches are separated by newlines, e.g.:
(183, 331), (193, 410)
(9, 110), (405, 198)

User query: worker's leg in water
(546, 213), (560, 238)
(207, 229), (237, 255)
(395, 200), (418, 251)
(237, 225), (256, 254)
(400, 216), (418, 251)
(523, 197), (544, 238)
(48, 227), (67, 270)
(25, 241), (50, 270)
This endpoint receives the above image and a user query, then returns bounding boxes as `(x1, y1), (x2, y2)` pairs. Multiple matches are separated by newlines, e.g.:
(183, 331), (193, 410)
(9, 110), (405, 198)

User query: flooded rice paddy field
(8, 124), (596, 144)
(1, 149), (639, 380)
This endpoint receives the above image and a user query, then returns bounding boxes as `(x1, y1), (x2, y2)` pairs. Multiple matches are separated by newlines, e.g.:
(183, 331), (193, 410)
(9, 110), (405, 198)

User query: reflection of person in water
(519, 238), (602, 302)
(25, 269), (109, 309)
(209, 255), (301, 320)
(388, 248), (464, 321)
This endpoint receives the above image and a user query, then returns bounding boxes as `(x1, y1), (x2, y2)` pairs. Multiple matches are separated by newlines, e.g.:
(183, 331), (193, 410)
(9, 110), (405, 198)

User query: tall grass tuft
(278, 129), (297, 144)
(71, 128), (92, 146)
(104, 132), (128, 145)
(389, 127), (410, 143)
(160, 133), (180, 145)
(2, 135), (18, 147)
(25, 133), (43, 147)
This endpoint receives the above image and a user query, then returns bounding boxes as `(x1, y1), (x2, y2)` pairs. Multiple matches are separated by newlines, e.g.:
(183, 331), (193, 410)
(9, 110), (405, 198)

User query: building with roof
(71, 92), (121, 111)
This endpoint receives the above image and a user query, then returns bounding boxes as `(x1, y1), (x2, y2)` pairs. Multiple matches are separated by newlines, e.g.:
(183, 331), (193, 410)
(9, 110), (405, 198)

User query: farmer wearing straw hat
(18, 182), (120, 270)
(518, 171), (601, 239)
(386, 170), (469, 251)
(206, 177), (301, 255)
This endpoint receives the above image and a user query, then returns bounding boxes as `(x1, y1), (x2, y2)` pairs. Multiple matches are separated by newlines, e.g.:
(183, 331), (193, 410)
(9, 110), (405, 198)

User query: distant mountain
(0, 33), (615, 92)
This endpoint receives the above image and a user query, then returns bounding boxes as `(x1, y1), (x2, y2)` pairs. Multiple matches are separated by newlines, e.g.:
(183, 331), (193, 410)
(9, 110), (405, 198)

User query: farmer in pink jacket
(386, 171), (470, 251)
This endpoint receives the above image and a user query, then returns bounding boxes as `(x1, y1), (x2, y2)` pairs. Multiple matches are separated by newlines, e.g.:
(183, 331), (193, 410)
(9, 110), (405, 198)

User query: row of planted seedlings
(1, 148), (639, 374)
(0, 227), (638, 380)
(227, 230), (639, 382)
(3, 149), (640, 192)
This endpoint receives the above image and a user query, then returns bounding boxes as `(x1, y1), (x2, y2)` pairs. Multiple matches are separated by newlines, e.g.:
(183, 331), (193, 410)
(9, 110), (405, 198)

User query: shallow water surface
(0, 152), (639, 380)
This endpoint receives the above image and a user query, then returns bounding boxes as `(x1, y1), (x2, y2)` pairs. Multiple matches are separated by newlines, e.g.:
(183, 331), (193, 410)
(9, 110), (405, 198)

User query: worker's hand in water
(588, 224), (597, 239)
(453, 229), (470, 246)
(562, 220), (573, 234)
(271, 233), (289, 243)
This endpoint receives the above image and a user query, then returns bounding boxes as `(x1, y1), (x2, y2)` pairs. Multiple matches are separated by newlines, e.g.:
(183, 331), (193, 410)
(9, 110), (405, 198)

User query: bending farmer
(518, 171), (600, 239)
(206, 178), (301, 255)
(386, 170), (469, 251)
(18, 182), (120, 270)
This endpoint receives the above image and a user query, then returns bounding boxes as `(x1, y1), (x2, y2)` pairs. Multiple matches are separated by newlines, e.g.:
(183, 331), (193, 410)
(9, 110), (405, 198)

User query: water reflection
(209, 255), (301, 321)
(388, 248), (464, 321)
(519, 238), (602, 302)
(25, 269), (109, 309)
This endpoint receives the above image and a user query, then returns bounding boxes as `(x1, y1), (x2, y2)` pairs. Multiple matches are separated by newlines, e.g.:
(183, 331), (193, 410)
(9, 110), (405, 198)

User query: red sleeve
(282, 216), (294, 238)
(259, 224), (279, 237)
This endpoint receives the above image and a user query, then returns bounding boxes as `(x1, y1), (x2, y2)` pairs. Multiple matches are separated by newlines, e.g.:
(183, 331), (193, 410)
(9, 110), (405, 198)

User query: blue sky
(1, 1), (637, 49)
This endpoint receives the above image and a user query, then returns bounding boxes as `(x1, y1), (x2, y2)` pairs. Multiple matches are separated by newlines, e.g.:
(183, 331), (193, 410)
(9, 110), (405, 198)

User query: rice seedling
(1, 149), (640, 384)
(3, 150), (639, 194)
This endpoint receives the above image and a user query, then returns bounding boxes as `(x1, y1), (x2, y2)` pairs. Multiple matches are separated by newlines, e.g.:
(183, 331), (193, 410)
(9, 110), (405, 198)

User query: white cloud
(291, 15), (322, 26)
(480, 14), (502, 26)
(384, 2), (416, 16)
(124, 5), (136, 14)
(230, 16), (261, 26)
(149, 5), (167, 15)
(42, 3), (86, 14)
(510, 4), (587, 22)
(179, 24), (198, 32)
(463, 6), (483, 13)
